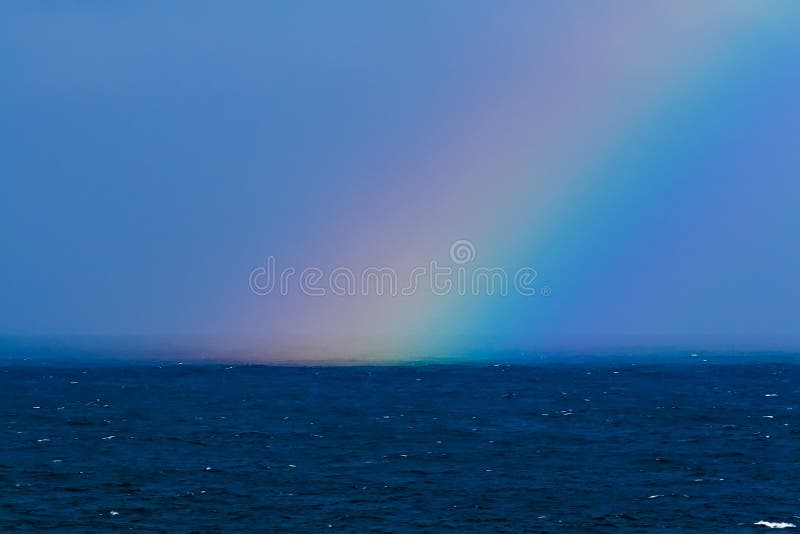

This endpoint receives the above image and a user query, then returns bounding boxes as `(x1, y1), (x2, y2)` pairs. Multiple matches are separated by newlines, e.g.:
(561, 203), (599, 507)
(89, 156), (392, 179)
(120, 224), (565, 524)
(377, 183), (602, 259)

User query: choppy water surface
(2, 359), (799, 531)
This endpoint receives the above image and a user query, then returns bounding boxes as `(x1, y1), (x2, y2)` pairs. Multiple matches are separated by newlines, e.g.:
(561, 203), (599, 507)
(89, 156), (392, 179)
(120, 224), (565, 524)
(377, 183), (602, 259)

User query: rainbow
(229, 3), (800, 361)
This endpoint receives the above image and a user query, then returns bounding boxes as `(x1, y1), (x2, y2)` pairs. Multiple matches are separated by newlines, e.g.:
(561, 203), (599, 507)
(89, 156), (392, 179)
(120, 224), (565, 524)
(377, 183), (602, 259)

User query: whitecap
(754, 521), (796, 529)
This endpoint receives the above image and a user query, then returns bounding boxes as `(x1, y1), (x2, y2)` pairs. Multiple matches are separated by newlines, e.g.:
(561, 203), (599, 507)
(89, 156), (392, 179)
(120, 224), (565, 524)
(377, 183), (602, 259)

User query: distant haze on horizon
(2, 2), (800, 361)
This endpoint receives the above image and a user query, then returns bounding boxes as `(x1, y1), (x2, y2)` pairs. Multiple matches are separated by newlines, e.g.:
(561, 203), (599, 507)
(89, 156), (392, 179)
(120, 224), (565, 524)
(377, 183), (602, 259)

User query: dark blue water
(2, 359), (799, 531)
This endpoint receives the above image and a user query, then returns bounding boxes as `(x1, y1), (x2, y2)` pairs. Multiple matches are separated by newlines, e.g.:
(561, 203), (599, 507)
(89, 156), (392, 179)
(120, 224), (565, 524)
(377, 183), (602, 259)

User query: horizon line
(2, 334), (800, 364)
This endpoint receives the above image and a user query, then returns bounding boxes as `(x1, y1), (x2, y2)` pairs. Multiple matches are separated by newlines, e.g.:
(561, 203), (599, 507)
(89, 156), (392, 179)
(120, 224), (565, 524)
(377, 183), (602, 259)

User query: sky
(2, 2), (800, 361)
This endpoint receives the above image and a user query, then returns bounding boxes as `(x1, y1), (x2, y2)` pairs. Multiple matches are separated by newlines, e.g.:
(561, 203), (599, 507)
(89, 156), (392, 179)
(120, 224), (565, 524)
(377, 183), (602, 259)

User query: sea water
(1, 358), (798, 531)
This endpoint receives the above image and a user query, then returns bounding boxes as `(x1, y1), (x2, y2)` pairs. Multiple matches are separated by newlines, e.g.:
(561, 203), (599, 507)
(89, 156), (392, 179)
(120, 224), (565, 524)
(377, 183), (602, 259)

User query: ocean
(1, 358), (798, 531)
